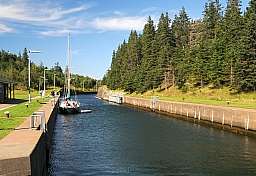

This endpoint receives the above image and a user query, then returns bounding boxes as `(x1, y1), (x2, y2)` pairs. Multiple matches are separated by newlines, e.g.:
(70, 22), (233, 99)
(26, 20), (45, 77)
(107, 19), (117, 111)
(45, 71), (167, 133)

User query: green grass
(0, 87), (59, 140)
(15, 87), (59, 100)
(15, 89), (38, 100)
(0, 97), (51, 118)
(0, 97), (52, 140)
(127, 87), (256, 109)
(0, 117), (25, 139)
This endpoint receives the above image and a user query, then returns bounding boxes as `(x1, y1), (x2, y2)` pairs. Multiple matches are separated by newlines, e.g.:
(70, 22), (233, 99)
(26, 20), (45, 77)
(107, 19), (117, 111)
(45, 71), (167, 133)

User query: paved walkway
(0, 104), (16, 111)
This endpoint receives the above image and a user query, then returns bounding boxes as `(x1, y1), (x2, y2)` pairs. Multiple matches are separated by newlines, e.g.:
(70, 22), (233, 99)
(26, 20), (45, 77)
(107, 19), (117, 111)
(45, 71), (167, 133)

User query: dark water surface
(48, 94), (256, 176)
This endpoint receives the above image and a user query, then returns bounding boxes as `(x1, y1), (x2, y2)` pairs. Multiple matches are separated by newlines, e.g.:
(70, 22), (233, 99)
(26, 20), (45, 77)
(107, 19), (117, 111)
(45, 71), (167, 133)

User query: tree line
(102, 0), (256, 93)
(0, 48), (97, 91)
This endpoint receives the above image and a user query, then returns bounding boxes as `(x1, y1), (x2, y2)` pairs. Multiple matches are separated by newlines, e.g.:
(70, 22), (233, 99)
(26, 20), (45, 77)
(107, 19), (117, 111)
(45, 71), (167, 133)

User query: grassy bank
(123, 87), (256, 109)
(0, 88), (56, 140)
(0, 97), (51, 139)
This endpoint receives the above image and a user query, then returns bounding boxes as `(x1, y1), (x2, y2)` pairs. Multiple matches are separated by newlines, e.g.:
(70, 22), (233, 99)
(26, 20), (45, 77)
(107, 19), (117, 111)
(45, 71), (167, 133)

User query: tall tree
(155, 13), (176, 89)
(196, 0), (223, 87)
(137, 16), (156, 92)
(222, 0), (243, 87)
(124, 30), (142, 92)
(237, 0), (256, 91)
(172, 7), (190, 88)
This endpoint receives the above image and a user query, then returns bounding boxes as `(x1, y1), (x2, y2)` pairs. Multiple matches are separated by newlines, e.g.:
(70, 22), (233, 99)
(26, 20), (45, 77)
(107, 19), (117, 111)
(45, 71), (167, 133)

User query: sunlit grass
(128, 87), (256, 109)
(0, 96), (52, 140)
(0, 117), (25, 139)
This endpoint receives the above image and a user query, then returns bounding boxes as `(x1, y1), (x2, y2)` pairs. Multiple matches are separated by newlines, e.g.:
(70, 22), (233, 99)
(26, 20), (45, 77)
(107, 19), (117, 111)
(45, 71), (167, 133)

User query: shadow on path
(0, 99), (27, 105)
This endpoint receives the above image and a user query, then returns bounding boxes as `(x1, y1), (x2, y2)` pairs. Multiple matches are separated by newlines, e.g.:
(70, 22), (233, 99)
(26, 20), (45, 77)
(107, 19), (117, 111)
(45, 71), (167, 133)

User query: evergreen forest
(0, 48), (97, 90)
(103, 0), (256, 93)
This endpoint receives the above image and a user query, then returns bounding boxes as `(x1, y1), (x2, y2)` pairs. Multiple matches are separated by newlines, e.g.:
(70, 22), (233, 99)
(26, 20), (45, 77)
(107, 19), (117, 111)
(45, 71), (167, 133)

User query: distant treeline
(0, 48), (97, 90)
(103, 0), (256, 93)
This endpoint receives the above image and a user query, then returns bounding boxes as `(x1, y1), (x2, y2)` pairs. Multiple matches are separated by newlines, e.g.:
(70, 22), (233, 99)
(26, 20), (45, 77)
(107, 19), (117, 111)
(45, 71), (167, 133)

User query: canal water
(48, 94), (256, 176)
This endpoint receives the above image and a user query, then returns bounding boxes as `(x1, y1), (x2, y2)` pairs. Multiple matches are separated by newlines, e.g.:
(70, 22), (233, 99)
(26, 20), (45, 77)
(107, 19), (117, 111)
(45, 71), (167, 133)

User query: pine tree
(172, 7), (190, 88)
(237, 0), (256, 91)
(155, 13), (176, 89)
(137, 16), (156, 92)
(222, 0), (243, 88)
(196, 0), (223, 87)
(124, 30), (142, 92)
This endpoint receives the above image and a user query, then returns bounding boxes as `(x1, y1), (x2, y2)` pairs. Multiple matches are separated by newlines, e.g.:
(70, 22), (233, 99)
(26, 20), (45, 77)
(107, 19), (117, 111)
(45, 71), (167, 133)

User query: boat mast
(67, 33), (71, 98)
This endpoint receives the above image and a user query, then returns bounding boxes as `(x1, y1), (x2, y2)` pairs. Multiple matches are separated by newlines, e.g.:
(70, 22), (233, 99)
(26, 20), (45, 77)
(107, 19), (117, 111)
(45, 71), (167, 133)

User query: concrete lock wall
(30, 102), (58, 176)
(122, 96), (256, 132)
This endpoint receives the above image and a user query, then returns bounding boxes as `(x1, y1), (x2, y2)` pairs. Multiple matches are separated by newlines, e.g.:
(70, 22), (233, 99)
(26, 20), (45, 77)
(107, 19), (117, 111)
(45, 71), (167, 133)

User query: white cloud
(0, 0), (152, 36)
(92, 16), (146, 31)
(0, 23), (14, 33)
(140, 7), (160, 14)
(40, 29), (73, 37)
(113, 11), (125, 16)
(0, 0), (88, 34)
(0, 1), (87, 22)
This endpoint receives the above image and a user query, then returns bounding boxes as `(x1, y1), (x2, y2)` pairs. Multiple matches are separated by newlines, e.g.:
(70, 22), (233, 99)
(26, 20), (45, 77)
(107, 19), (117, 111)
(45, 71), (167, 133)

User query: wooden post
(211, 110), (214, 123)
(231, 110), (233, 128)
(9, 83), (11, 99)
(246, 113), (250, 130)
(222, 112), (225, 125)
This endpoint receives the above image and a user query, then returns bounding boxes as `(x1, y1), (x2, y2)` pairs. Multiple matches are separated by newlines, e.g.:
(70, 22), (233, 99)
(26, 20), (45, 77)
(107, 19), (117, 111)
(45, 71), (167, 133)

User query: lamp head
(29, 50), (41, 54)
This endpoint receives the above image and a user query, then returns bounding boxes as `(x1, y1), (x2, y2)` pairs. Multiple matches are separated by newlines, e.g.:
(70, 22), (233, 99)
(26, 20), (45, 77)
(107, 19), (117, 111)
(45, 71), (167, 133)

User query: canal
(48, 94), (256, 176)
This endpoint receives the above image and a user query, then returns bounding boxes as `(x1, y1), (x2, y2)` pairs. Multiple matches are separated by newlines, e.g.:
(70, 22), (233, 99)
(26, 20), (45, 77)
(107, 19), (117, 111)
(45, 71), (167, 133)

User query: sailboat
(59, 34), (80, 114)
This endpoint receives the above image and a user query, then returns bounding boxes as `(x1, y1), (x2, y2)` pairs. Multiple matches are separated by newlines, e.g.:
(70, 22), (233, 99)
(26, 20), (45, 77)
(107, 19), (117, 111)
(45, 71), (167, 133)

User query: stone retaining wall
(123, 96), (256, 131)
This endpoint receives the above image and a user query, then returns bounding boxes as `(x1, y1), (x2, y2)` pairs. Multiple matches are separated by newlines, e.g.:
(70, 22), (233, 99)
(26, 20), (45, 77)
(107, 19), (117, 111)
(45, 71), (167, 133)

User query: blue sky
(0, 0), (250, 79)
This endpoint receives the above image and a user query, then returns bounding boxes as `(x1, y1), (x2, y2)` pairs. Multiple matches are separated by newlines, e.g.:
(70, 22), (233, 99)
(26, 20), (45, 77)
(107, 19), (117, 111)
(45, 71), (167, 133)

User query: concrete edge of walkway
(0, 96), (59, 176)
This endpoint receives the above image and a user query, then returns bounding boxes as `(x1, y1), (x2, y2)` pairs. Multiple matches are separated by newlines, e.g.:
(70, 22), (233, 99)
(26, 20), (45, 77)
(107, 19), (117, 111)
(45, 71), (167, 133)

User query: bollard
(4, 111), (10, 118)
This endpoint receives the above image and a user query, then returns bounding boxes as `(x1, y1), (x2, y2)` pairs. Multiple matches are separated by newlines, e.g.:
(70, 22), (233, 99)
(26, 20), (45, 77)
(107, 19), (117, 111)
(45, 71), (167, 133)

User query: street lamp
(43, 68), (50, 97)
(83, 80), (86, 92)
(53, 74), (56, 92)
(28, 50), (40, 103)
